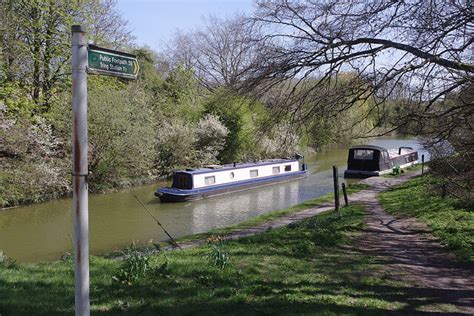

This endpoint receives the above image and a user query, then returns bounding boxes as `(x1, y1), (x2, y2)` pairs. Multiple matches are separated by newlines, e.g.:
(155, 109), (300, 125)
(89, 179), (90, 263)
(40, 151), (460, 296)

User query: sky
(116, 0), (255, 49)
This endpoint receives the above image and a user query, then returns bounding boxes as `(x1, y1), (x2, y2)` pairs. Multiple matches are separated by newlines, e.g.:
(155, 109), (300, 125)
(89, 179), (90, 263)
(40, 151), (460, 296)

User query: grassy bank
(155, 183), (369, 247)
(382, 162), (424, 178)
(379, 175), (474, 262)
(2, 204), (427, 315)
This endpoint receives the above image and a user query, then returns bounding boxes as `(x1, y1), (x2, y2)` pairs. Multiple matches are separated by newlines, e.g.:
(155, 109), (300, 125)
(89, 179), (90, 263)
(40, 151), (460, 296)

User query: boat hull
(344, 160), (417, 178)
(155, 170), (307, 202)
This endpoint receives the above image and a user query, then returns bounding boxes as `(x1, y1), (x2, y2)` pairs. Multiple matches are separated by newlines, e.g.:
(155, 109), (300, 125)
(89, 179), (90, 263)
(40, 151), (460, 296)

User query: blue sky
(116, 0), (255, 49)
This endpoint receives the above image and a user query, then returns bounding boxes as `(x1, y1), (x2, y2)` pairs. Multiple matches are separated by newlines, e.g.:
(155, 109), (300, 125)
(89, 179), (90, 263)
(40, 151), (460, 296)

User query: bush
(0, 106), (70, 207)
(87, 83), (157, 189)
(155, 114), (228, 176)
(51, 81), (158, 191)
(112, 243), (153, 285)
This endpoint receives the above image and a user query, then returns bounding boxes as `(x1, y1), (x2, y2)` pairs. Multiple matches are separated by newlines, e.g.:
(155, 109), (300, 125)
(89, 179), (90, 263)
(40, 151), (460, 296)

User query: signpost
(71, 25), (138, 316)
(87, 44), (139, 79)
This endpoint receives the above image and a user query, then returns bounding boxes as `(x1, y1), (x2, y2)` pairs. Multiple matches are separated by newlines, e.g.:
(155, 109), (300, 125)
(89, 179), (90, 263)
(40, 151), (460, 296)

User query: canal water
(0, 138), (428, 262)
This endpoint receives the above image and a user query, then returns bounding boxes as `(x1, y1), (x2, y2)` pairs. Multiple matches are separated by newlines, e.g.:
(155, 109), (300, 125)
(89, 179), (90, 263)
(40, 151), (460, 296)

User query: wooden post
(421, 154), (425, 175)
(332, 166), (340, 215)
(342, 183), (348, 207)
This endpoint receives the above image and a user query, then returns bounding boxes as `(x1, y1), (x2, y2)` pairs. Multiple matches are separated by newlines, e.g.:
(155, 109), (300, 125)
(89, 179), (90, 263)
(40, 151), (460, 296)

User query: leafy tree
(0, 0), (80, 112)
(133, 47), (165, 95)
(86, 82), (157, 189)
(155, 65), (203, 121)
(0, 0), (134, 113)
(50, 79), (157, 191)
(204, 89), (265, 163)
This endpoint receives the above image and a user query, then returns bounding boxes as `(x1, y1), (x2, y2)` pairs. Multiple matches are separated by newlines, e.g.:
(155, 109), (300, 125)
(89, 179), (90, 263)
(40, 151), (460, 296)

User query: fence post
(332, 166), (340, 215)
(421, 154), (425, 175)
(342, 183), (348, 207)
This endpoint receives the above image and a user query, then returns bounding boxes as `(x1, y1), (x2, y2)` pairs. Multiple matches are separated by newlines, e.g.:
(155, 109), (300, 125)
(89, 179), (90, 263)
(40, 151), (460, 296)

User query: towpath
(351, 175), (474, 314)
(174, 172), (420, 249)
(169, 171), (474, 313)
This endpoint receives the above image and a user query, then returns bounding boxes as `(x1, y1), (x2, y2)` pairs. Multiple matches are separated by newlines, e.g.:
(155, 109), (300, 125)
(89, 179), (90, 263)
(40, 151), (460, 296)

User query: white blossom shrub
(0, 106), (70, 207)
(155, 114), (228, 176)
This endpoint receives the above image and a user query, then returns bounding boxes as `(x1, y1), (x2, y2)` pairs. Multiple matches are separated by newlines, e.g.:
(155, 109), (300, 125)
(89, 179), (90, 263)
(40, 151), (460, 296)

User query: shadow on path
(351, 172), (474, 314)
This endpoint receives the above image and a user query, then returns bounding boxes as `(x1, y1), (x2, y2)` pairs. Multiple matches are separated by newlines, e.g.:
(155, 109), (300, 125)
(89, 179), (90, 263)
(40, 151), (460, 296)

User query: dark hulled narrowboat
(344, 145), (418, 178)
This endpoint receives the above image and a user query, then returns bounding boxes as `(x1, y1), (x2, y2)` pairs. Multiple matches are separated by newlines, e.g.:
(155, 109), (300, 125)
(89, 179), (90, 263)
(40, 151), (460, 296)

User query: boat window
(204, 176), (216, 185)
(354, 149), (374, 160)
(230, 172), (234, 179)
(284, 165), (292, 172)
(272, 166), (280, 174)
(250, 169), (258, 178)
(172, 173), (193, 189)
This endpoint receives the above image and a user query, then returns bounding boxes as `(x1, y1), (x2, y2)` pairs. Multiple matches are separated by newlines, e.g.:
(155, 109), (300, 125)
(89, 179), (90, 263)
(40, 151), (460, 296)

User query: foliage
(0, 82), (36, 116)
(206, 235), (231, 269)
(379, 175), (474, 262)
(133, 48), (165, 95)
(155, 65), (203, 121)
(0, 0), (134, 112)
(112, 243), (153, 285)
(155, 114), (228, 176)
(258, 131), (300, 158)
(204, 89), (267, 163)
(0, 250), (17, 269)
(0, 107), (70, 207)
(51, 81), (158, 191)
(88, 83), (156, 188)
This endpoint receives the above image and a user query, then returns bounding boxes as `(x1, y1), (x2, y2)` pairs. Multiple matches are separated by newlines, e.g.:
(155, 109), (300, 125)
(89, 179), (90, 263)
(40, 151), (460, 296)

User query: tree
(165, 15), (269, 91)
(80, 0), (134, 51)
(247, 0), (473, 141)
(0, 0), (81, 112)
(0, 0), (133, 113)
(204, 89), (268, 162)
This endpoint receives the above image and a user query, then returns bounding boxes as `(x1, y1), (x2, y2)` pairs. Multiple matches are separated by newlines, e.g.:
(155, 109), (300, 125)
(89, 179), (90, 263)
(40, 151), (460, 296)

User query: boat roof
(176, 159), (298, 175)
(349, 144), (387, 151)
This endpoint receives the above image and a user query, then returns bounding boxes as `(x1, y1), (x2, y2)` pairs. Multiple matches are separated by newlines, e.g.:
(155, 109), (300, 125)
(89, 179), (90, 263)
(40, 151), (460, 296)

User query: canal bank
(2, 169), (472, 315)
(0, 138), (428, 262)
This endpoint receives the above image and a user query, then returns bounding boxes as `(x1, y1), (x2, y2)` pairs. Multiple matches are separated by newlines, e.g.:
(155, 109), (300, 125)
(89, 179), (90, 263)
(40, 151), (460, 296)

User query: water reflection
(0, 138), (428, 262)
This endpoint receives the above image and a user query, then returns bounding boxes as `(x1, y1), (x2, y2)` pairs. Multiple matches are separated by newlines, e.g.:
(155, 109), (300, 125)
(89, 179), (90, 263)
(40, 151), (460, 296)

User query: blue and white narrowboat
(155, 156), (308, 202)
(344, 145), (419, 178)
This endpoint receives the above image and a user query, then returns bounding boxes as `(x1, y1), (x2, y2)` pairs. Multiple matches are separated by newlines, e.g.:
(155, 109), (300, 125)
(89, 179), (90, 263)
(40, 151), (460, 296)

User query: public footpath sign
(71, 25), (139, 316)
(87, 44), (139, 79)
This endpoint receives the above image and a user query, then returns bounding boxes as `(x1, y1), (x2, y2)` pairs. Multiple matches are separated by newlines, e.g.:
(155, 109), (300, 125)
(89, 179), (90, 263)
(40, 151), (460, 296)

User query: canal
(0, 138), (428, 262)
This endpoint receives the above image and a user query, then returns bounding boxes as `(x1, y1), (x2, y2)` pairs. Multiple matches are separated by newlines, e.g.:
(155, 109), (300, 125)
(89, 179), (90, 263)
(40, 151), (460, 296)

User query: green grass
(165, 183), (370, 246)
(1, 203), (454, 315)
(382, 162), (424, 178)
(379, 175), (474, 262)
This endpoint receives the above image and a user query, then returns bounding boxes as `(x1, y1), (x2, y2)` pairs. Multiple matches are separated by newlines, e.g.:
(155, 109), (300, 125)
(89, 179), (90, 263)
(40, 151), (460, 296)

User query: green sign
(87, 45), (139, 79)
